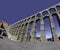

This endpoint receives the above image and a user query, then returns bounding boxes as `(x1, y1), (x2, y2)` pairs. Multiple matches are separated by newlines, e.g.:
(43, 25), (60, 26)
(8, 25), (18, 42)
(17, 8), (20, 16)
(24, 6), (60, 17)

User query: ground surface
(0, 37), (60, 50)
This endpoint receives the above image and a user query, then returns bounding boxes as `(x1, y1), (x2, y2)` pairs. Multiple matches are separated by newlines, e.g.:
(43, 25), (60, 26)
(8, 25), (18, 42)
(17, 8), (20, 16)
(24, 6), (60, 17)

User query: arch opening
(52, 14), (60, 36)
(42, 11), (48, 16)
(52, 13), (60, 26)
(31, 16), (35, 19)
(56, 5), (60, 11)
(36, 19), (41, 41)
(30, 21), (34, 39)
(44, 16), (52, 41)
(36, 19), (40, 41)
(49, 8), (56, 14)
(37, 13), (41, 17)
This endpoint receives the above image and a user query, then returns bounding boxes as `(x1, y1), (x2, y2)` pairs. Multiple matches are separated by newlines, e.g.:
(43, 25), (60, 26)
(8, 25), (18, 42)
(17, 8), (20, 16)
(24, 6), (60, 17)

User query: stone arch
(52, 13), (60, 36)
(43, 16), (49, 19)
(36, 18), (40, 23)
(17, 25), (22, 40)
(21, 23), (29, 41)
(26, 22), (31, 41)
(56, 5), (60, 11)
(49, 8), (56, 14)
(29, 21), (34, 36)
(42, 11), (48, 16)
(36, 19), (40, 38)
(27, 18), (30, 21)
(15, 25), (20, 37)
(37, 13), (41, 17)
(52, 13), (60, 26)
(25, 23), (28, 26)
(24, 19), (26, 22)
(30, 21), (34, 24)
(43, 16), (53, 41)
(31, 15), (35, 19)
(22, 24), (24, 27)
(24, 23), (28, 35)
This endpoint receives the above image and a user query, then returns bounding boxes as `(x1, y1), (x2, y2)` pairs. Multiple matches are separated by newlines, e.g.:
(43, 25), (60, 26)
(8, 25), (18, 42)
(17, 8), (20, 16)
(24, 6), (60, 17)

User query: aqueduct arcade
(9, 3), (60, 42)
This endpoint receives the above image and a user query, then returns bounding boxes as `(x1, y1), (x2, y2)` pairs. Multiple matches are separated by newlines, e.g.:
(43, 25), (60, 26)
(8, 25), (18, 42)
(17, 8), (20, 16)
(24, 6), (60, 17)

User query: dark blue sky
(0, 0), (60, 38)
(0, 0), (60, 24)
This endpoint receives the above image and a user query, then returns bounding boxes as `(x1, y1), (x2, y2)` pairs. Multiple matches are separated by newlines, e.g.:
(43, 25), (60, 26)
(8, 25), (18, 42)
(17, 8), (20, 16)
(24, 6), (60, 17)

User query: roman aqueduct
(0, 3), (60, 42)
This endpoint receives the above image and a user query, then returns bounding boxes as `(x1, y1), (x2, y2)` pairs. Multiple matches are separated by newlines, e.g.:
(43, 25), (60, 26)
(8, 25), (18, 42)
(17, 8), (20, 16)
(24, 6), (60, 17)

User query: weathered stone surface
(0, 38), (60, 50)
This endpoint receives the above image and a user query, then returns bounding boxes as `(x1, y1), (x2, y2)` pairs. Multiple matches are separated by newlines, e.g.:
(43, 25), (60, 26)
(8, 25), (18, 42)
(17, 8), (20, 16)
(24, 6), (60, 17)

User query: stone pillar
(40, 18), (46, 42)
(15, 27), (18, 36)
(15, 27), (19, 37)
(31, 21), (36, 41)
(55, 7), (60, 19)
(14, 27), (16, 36)
(9, 27), (14, 38)
(19, 24), (26, 42)
(15, 28), (17, 36)
(24, 23), (30, 42)
(55, 7), (60, 26)
(9, 27), (12, 34)
(16, 26), (21, 40)
(16, 27), (20, 37)
(12, 28), (15, 36)
(48, 11), (59, 42)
